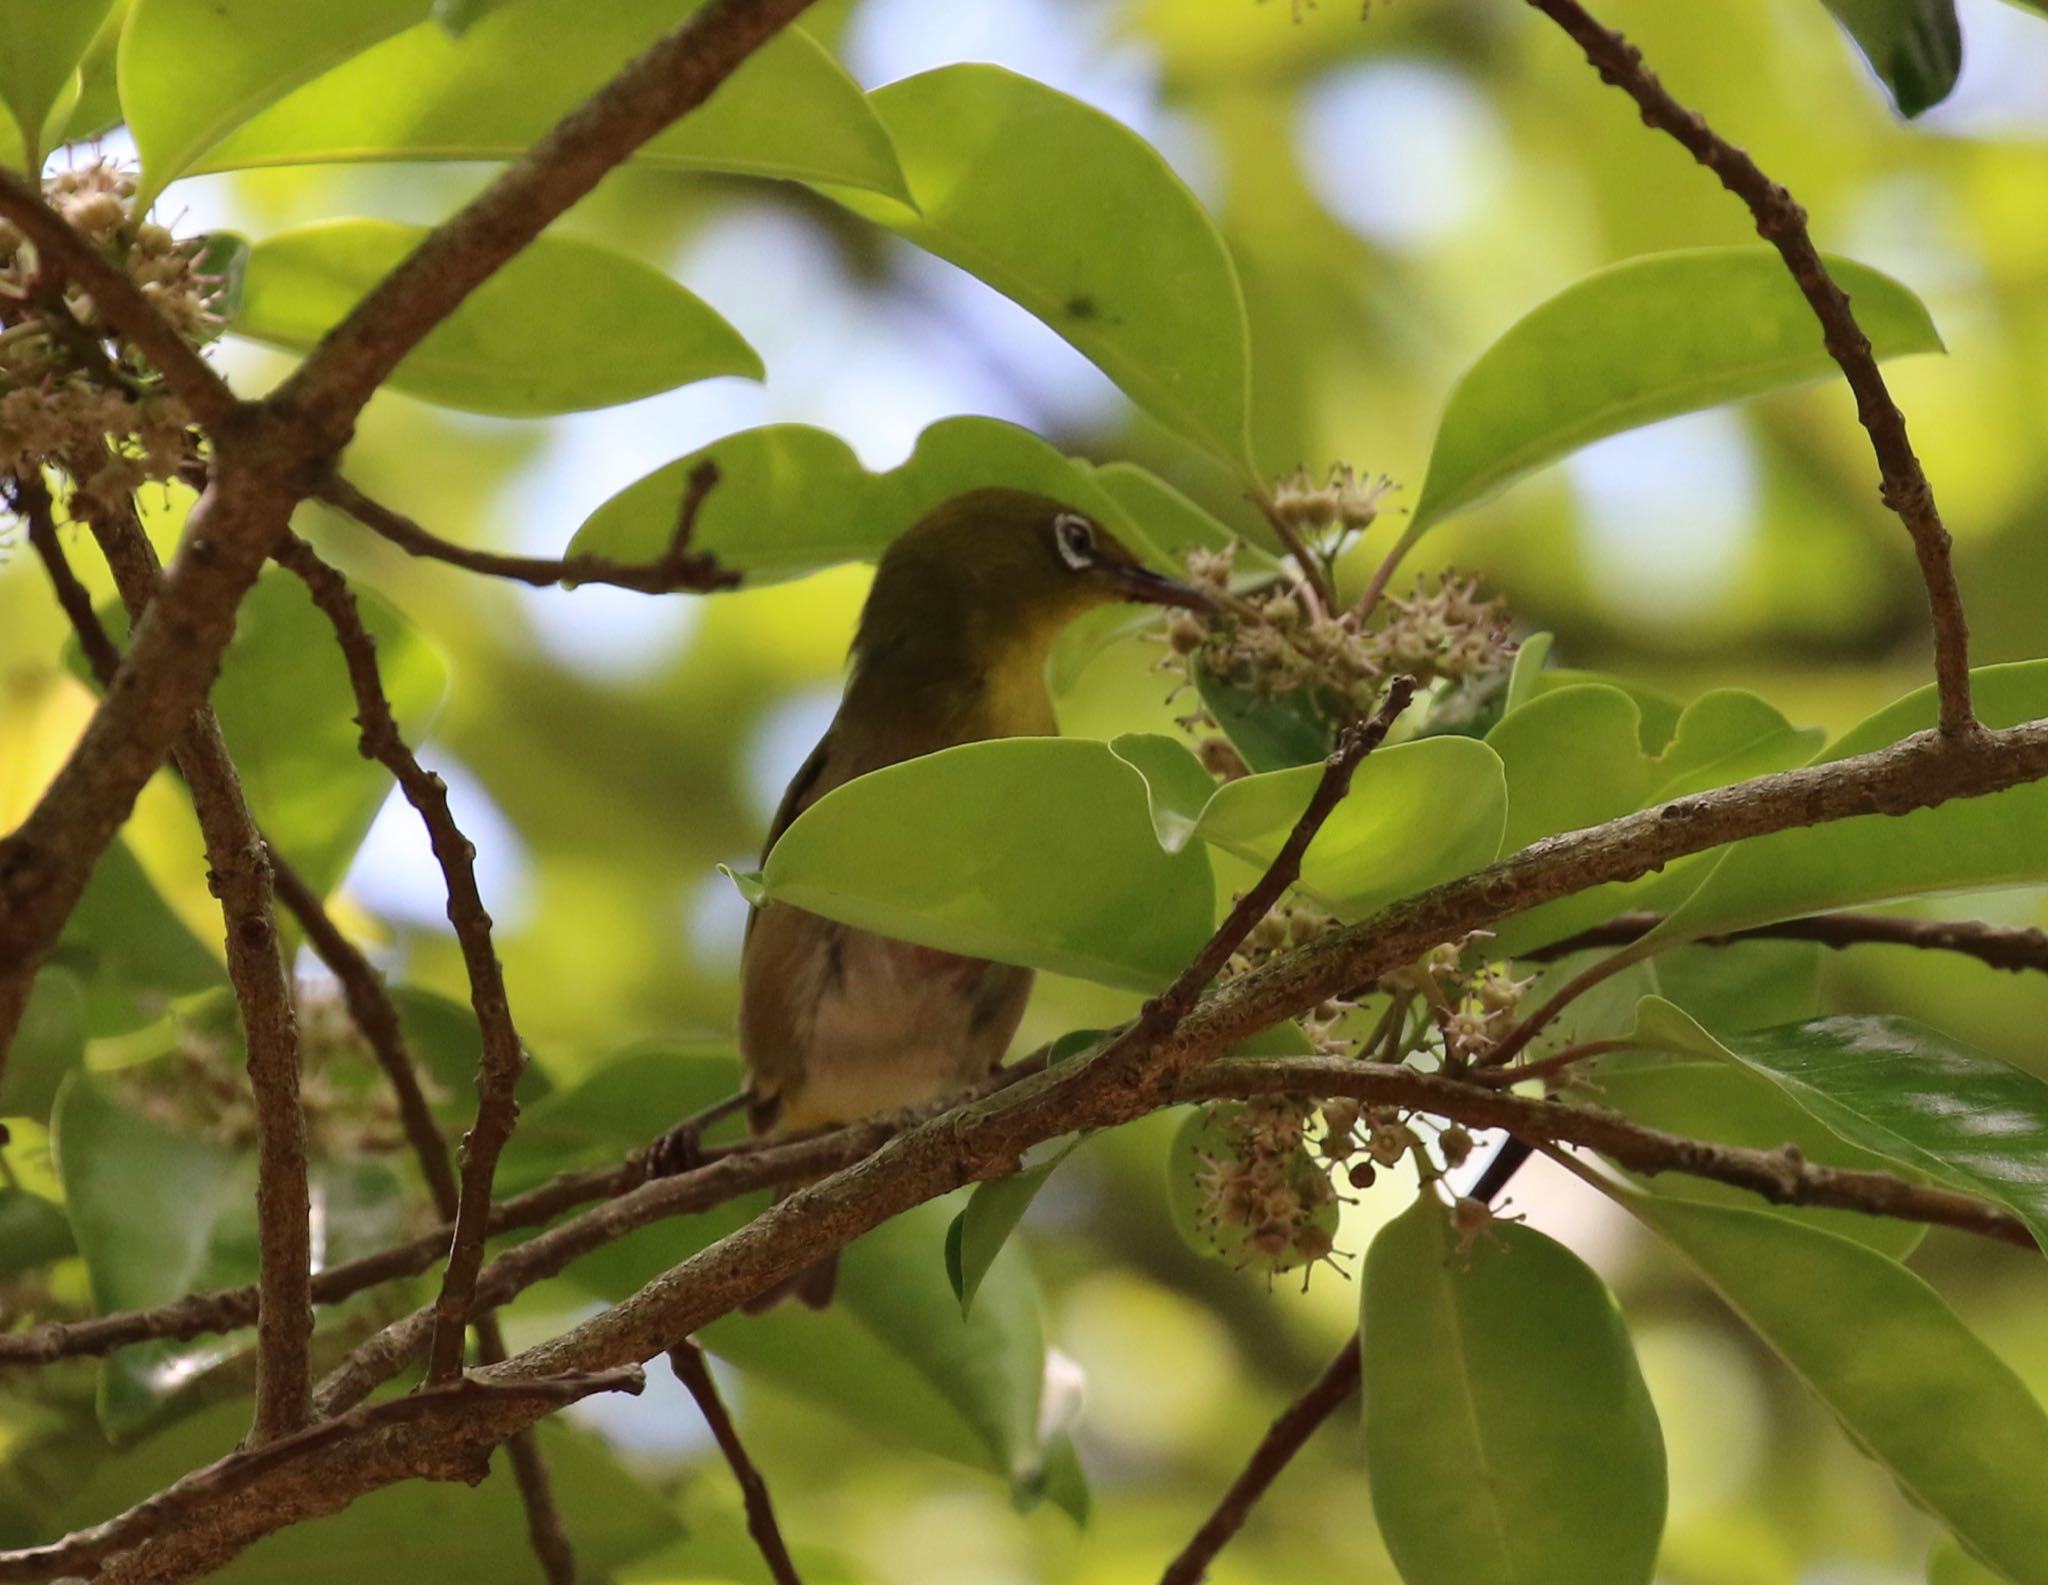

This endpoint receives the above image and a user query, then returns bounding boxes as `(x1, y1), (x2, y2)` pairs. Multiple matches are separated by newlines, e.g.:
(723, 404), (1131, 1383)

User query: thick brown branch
(669, 1343), (804, 1585)
(272, 535), (528, 1386)
(321, 464), (736, 594)
(1159, 1339), (1360, 1585)
(68, 482), (313, 1443)
(1529, 910), (2048, 975)
(1522, 0), (1974, 733)
(0, 170), (236, 429)
(272, 0), (821, 445)
(0, 1369), (642, 1583)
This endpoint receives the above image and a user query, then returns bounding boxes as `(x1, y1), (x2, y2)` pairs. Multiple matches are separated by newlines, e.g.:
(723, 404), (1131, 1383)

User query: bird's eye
(1053, 512), (1096, 571)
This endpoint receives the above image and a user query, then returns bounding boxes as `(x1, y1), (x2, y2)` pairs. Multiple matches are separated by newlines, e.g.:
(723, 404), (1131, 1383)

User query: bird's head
(854, 487), (1209, 662)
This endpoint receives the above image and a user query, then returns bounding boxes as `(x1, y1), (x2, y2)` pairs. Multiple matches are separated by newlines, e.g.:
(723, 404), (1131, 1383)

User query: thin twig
(63, 476), (313, 1443)
(476, 1325), (579, 1585)
(669, 1343), (804, 1585)
(1521, 0), (1974, 735)
(1159, 1339), (1360, 1585)
(271, 534), (528, 1387)
(0, 1368), (642, 1583)
(1480, 942), (1654, 1070)
(1249, 493), (1335, 620)
(320, 463), (736, 594)
(1527, 910), (2048, 975)
(0, 170), (236, 429)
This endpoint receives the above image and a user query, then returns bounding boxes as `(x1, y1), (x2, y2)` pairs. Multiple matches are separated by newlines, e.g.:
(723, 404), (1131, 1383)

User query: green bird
(733, 487), (1208, 1307)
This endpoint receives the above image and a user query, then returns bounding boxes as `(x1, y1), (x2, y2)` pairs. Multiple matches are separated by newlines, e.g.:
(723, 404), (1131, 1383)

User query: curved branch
(1528, 910), (2048, 975)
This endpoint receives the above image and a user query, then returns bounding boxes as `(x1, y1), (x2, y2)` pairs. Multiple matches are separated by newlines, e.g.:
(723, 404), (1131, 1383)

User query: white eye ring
(1053, 512), (1096, 571)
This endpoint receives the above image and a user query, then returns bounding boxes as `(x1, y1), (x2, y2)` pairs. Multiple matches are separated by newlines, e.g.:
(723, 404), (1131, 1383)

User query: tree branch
(320, 464), (736, 594)
(669, 1342), (804, 1585)
(0, 169), (236, 429)
(271, 534), (528, 1387)
(271, 0), (822, 446)
(61, 478), (314, 1442)
(1521, 0), (1974, 734)
(1159, 1338), (1360, 1585)
(1528, 909), (2048, 975)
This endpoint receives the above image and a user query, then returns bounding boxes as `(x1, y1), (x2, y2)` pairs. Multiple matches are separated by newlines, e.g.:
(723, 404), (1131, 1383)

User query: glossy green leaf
(55, 1403), (679, 1581)
(1165, 1105), (1337, 1269)
(1656, 661), (2048, 942)
(946, 1138), (1078, 1315)
(1822, 0), (1963, 116)
(0, 0), (120, 167)
(1631, 1196), (2048, 1584)
(1407, 248), (1942, 537)
(194, 1), (907, 199)
(758, 737), (1217, 993)
(1596, 1005), (1926, 1258)
(1108, 732), (1217, 854)
(0, 1190), (75, 1277)
(1361, 1196), (1667, 1585)
(0, 968), (84, 1122)
(828, 65), (1255, 471)
(1714, 1014), (2048, 1255)
(52, 840), (223, 1036)
(1192, 737), (1507, 921)
(231, 219), (761, 417)
(120, 0), (429, 202)
(572, 417), (1192, 587)
(1193, 667), (1338, 773)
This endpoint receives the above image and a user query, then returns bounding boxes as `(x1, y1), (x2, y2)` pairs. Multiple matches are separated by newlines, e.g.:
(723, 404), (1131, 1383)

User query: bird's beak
(1105, 561), (1214, 612)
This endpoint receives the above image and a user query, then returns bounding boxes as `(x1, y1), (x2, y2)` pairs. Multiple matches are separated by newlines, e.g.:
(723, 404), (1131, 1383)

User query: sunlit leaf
(758, 738), (1216, 993)
(1486, 684), (1654, 855)
(1361, 1196), (1667, 1585)
(1407, 248), (1942, 538)
(1191, 737), (1507, 920)
(1821, 0), (1963, 116)
(194, 1), (907, 199)
(1656, 661), (2048, 941)
(571, 417), (1195, 587)
(827, 66), (1255, 471)
(946, 1138), (1078, 1315)
(1108, 732), (1217, 854)
(230, 218), (761, 416)
(0, 0), (120, 167)
(1713, 1014), (2048, 1255)
(120, 0), (428, 202)
(1632, 1196), (2048, 1584)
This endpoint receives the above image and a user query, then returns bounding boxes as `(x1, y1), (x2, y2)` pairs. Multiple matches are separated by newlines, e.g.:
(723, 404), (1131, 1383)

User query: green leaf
(1193, 667), (1338, 773)
(572, 416), (1196, 588)
(1500, 631), (1554, 717)
(827, 66), (1255, 471)
(0, 0), (121, 167)
(758, 737), (1217, 993)
(0, 1189), (75, 1277)
(497, 1041), (740, 1194)
(0, 968), (84, 1122)
(120, 0), (430, 202)
(230, 218), (761, 417)
(1630, 1196), (2048, 1584)
(702, 1198), (1063, 1504)
(55, 1403), (680, 1581)
(193, 2), (907, 200)
(1361, 1197), (1667, 1585)
(1655, 660), (2048, 942)
(1712, 1015), (2048, 1256)
(1596, 1000), (1926, 1257)
(1407, 248), (1943, 539)
(1107, 732), (1217, 854)
(54, 840), (224, 1036)
(1822, 0), (1963, 116)
(1486, 684), (1655, 856)
(1165, 1105), (1337, 1270)
(1929, 1539), (2014, 1585)
(946, 1139), (1078, 1315)
(1191, 737), (1507, 921)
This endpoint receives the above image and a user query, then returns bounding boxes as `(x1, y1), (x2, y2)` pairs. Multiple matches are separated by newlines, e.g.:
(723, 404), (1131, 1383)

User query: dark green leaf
(195, 1), (907, 199)
(946, 1139), (1078, 1315)
(1821, 0), (1963, 116)
(827, 66), (1255, 471)
(1193, 666), (1336, 773)
(0, 0), (120, 167)
(0, 1189), (75, 1277)
(1407, 248), (1942, 539)
(1632, 1196), (2048, 1584)
(1361, 1196), (1667, 1585)
(759, 737), (1217, 993)
(231, 218), (761, 416)
(1714, 1015), (2048, 1255)
(497, 1041), (740, 1193)
(53, 840), (224, 1037)
(0, 968), (84, 1122)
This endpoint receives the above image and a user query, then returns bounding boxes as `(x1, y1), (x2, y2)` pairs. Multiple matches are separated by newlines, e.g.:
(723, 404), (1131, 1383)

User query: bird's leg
(647, 1088), (755, 1178)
